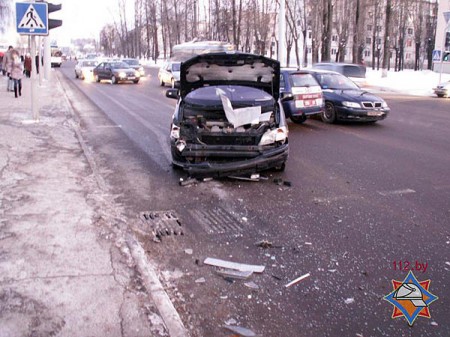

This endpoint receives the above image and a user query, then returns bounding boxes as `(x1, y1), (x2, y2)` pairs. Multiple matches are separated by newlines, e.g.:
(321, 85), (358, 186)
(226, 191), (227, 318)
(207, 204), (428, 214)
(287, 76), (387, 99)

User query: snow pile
(365, 68), (450, 96)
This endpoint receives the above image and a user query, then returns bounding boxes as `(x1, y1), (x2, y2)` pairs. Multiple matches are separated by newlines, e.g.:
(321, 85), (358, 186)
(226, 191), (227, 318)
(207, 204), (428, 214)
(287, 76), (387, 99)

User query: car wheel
(95, 74), (100, 83)
(171, 78), (175, 88)
(75, 72), (79, 79)
(160, 78), (165, 86)
(322, 102), (337, 123)
(111, 75), (117, 84)
(133, 79), (139, 84)
(437, 94), (444, 98)
(290, 115), (307, 124)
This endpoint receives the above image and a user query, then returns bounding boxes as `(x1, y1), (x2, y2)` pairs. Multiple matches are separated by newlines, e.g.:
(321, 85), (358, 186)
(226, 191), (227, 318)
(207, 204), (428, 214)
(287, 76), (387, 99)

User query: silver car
(158, 61), (181, 88)
(433, 81), (450, 98)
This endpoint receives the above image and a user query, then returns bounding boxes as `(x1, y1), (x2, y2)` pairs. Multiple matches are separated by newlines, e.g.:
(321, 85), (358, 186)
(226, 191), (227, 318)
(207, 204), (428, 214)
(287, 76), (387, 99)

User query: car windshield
(171, 63), (181, 71)
(124, 59), (139, 66)
(111, 62), (130, 69)
(82, 61), (96, 67)
(290, 73), (319, 87)
(315, 73), (359, 90)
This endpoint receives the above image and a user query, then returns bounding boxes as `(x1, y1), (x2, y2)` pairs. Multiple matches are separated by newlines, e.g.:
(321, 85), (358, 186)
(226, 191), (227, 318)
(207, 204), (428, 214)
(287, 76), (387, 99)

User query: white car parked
(75, 59), (98, 80)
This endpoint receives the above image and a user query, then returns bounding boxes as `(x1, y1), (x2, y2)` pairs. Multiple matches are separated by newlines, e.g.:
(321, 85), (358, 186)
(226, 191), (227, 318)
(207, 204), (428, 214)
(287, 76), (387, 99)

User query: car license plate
(367, 111), (382, 116)
(129, 77), (135, 80)
(304, 99), (316, 107)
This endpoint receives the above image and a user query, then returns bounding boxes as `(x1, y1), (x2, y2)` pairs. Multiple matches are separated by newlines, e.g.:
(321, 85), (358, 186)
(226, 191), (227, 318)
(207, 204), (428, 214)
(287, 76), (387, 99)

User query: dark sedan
(307, 69), (390, 123)
(93, 61), (140, 84)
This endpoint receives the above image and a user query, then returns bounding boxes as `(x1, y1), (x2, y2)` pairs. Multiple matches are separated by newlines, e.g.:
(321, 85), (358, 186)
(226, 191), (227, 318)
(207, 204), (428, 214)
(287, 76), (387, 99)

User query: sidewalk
(0, 75), (171, 336)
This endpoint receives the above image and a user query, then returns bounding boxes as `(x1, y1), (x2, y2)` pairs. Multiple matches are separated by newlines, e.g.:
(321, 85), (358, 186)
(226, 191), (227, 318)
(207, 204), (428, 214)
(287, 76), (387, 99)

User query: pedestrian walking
(10, 50), (23, 98)
(2, 46), (14, 92)
(24, 53), (32, 78)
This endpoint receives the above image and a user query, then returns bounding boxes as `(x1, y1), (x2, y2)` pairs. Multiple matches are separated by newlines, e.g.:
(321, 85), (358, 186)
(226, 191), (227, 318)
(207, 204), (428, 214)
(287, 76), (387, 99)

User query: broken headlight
(258, 126), (288, 146)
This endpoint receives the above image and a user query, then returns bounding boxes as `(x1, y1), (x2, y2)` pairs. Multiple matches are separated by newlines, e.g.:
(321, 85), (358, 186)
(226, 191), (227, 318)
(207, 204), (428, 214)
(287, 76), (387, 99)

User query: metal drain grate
(188, 207), (243, 234)
(140, 211), (183, 240)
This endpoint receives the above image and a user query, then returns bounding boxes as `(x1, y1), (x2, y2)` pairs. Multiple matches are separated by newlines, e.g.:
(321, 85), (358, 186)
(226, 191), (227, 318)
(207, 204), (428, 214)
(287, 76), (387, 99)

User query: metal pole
(38, 36), (43, 86)
(44, 36), (51, 80)
(278, 0), (286, 66)
(438, 22), (450, 85)
(30, 36), (39, 122)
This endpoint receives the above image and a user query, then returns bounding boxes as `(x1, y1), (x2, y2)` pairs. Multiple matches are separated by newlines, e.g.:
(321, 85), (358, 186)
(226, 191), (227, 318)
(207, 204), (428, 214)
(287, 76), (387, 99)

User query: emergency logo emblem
(384, 271), (438, 326)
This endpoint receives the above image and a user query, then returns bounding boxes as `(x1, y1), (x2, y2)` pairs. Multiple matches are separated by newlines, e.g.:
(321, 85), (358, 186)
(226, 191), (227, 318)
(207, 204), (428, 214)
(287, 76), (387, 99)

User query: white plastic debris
(242, 217), (248, 222)
(223, 325), (256, 337)
(344, 297), (355, 304)
(195, 277), (206, 284)
(445, 261), (450, 267)
(431, 321), (438, 326)
(225, 318), (237, 325)
(244, 281), (259, 290)
(305, 242), (312, 245)
(204, 257), (265, 273)
(184, 249), (193, 255)
(285, 273), (311, 288)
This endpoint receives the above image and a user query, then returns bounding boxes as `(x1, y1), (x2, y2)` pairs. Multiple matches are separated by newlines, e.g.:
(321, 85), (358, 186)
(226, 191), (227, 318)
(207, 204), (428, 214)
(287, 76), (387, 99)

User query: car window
(342, 65), (365, 78)
(124, 59), (139, 65)
(111, 62), (129, 69)
(82, 61), (96, 67)
(315, 73), (359, 90)
(280, 73), (285, 91)
(290, 73), (319, 87)
(171, 63), (181, 71)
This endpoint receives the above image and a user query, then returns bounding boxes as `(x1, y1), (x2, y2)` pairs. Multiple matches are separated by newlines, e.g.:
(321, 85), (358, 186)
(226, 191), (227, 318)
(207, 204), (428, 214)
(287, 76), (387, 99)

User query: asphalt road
(58, 61), (450, 337)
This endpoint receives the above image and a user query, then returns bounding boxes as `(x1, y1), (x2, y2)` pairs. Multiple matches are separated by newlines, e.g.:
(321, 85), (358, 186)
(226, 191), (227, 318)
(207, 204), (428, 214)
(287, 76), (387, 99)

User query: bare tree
(0, 0), (12, 34)
(321, 0), (333, 62)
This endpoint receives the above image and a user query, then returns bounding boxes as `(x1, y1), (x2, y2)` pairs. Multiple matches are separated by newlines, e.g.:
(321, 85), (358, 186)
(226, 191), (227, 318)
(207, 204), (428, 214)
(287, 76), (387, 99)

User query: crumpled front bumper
(172, 143), (289, 177)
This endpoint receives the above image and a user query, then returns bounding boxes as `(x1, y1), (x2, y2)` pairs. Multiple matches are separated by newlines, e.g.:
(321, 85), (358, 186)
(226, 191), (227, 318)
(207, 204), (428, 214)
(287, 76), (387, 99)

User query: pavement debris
(255, 240), (273, 249)
(204, 257), (265, 273)
(222, 325), (256, 337)
(244, 281), (260, 290)
(285, 273), (311, 288)
(195, 277), (206, 284)
(179, 177), (197, 186)
(344, 297), (355, 304)
(184, 248), (193, 255)
(216, 268), (253, 280)
(225, 318), (238, 325)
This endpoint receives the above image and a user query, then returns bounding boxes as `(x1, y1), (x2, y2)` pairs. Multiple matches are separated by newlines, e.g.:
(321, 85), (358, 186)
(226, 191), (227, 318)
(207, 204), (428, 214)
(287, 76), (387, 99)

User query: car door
(95, 62), (104, 79)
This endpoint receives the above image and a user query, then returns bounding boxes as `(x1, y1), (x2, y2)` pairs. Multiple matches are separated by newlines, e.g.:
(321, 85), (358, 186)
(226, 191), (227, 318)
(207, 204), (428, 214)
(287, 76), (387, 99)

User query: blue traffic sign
(16, 2), (48, 35)
(432, 50), (441, 62)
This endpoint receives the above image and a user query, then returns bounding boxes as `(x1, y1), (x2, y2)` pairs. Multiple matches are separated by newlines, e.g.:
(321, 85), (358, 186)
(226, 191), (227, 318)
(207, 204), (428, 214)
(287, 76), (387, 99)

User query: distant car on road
(312, 62), (367, 86)
(74, 59), (97, 80)
(122, 58), (145, 76)
(158, 61), (181, 88)
(433, 81), (450, 98)
(307, 69), (390, 123)
(280, 69), (324, 124)
(93, 61), (140, 84)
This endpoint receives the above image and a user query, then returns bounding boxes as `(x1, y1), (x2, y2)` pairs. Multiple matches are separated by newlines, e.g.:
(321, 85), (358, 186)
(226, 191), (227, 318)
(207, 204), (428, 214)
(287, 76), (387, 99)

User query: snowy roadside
(365, 68), (450, 96)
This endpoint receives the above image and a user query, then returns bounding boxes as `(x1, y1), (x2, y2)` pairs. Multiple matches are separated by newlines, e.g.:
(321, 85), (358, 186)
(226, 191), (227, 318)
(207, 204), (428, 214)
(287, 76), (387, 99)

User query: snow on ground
(365, 68), (450, 96)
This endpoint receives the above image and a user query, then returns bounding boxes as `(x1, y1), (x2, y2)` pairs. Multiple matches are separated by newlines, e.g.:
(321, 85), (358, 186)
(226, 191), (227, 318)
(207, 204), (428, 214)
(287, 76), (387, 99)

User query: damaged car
(166, 52), (289, 177)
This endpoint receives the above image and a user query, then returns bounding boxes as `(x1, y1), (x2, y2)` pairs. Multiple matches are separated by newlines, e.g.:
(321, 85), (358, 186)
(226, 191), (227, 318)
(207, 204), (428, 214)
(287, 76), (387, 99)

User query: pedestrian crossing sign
(16, 2), (48, 35)
(432, 50), (441, 62)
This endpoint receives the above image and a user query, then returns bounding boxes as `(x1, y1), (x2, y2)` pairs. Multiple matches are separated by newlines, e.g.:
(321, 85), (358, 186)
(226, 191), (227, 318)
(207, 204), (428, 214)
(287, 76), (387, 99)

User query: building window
(407, 39), (412, 47)
(366, 37), (372, 44)
(307, 48), (312, 54)
(408, 28), (413, 35)
(377, 38), (382, 45)
(331, 49), (337, 55)
(367, 25), (372, 31)
(377, 26), (382, 32)
(308, 32), (312, 39)
(406, 53), (411, 60)
(364, 50), (371, 57)
(332, 35), (338, 42)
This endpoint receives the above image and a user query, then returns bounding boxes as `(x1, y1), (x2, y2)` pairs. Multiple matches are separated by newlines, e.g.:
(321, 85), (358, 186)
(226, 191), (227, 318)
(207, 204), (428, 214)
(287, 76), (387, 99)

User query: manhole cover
(140, 211), (183, 241)
(188, 206), (243, 234)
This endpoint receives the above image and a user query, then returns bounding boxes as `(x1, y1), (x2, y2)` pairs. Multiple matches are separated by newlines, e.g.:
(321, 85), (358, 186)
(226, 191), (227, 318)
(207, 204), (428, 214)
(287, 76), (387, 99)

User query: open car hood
(180, 53), (280, 100)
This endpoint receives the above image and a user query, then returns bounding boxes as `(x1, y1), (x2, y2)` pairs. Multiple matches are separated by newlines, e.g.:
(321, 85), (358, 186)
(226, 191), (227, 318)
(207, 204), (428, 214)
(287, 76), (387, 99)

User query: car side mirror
(166, 89), (179, 99)
(281, 92), (294, 101)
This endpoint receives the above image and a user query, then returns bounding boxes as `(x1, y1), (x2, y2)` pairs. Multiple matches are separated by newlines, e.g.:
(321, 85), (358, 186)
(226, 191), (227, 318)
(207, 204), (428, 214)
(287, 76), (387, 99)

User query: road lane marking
(377, 188), (416, 196)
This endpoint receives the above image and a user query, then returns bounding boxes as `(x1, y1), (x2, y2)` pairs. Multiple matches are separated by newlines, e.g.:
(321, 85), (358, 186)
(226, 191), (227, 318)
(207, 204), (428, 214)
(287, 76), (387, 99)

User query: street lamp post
(438, 11), (450, 85)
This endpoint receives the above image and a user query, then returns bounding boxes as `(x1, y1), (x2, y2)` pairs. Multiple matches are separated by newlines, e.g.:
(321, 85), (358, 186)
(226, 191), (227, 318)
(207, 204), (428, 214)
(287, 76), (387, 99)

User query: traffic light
(47, 3), (62, 30)
(445, 32), (450, 50)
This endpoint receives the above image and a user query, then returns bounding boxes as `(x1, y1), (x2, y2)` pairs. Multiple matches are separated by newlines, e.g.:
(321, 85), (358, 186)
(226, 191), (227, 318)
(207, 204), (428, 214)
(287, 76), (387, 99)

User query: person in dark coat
(24, 54), (32, 78)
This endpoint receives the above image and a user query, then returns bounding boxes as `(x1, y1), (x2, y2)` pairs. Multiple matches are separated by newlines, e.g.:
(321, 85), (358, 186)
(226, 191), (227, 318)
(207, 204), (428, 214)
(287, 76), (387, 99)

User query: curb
(55, 71), (190, 337)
